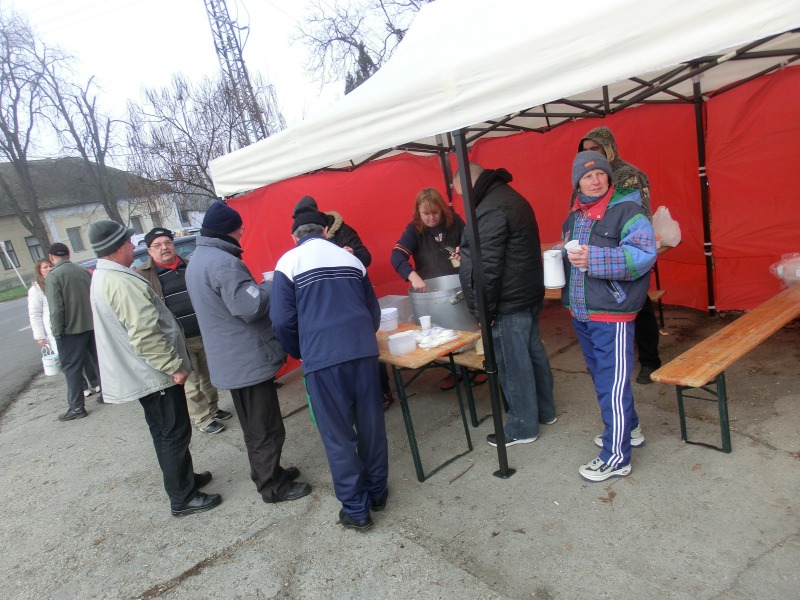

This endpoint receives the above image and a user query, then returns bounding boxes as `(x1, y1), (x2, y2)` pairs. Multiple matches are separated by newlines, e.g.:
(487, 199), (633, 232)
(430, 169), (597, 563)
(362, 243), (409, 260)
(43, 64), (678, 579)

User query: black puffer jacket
(458, 169), (544, 321)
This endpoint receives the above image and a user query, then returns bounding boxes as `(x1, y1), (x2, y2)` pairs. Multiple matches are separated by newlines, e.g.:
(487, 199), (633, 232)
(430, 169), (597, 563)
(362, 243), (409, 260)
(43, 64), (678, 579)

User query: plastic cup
(419, 315), (432, 331)
(564, 240), (588, 272)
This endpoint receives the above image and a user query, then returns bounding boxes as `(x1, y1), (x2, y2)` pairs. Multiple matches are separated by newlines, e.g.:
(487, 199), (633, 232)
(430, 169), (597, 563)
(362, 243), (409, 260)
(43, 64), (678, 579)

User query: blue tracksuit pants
(305, 357), (389, 520)
(572, 318), (639, 467)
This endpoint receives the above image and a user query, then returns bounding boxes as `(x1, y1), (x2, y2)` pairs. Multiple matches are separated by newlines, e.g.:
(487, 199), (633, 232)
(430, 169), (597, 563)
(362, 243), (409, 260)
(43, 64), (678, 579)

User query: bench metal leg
(675, 372), (732, 453)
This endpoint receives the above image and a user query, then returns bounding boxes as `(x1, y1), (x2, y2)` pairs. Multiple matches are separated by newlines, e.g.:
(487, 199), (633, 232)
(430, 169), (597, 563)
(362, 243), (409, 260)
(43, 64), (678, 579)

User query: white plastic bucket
(42, 345), (61, 376)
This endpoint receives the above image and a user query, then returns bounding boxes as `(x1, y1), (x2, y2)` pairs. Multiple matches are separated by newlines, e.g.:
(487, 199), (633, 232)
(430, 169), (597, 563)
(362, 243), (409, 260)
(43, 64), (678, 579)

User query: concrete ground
(1, 303), (798, 600)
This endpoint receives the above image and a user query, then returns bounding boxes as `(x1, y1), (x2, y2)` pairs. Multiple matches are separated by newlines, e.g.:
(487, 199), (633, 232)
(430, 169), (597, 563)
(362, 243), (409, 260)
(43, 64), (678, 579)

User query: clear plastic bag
(769, 252), (800, 287)
(652, 206), (682, 248)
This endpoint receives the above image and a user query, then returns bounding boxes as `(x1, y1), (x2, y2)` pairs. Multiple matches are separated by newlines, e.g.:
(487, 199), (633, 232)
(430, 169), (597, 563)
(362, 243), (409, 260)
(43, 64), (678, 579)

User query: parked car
(78, 234), (198, 273)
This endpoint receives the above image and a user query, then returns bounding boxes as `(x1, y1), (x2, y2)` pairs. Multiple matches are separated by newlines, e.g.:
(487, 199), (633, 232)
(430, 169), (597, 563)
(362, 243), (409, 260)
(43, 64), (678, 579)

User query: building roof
(0, 157), (165, 217)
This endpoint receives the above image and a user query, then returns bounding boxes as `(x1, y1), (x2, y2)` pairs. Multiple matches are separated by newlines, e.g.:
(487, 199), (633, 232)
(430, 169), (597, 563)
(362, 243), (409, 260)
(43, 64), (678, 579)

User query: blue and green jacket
(561, 187), (656, 322)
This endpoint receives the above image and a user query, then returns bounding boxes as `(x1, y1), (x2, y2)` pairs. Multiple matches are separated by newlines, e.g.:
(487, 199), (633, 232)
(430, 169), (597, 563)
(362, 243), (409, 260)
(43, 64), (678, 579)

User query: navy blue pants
(572, 319), (639, 468)
(305, 357), (389, 521)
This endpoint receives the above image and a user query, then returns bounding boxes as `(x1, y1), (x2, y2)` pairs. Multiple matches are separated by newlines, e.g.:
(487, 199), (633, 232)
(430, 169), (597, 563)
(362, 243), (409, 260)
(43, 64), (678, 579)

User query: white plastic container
(388, 330), (417, 355)
(380, 307), (399, 332)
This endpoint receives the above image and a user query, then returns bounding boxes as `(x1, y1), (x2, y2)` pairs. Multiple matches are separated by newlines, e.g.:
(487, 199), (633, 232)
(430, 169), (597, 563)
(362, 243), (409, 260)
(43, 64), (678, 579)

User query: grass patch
(0, 285), (27, 302)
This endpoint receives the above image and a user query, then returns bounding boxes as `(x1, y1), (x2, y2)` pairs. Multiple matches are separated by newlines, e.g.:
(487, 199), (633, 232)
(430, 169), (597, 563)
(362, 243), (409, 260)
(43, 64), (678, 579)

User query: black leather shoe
(371, 490), (388, 512)
(263, 481), (312, 503)
(636, 366), (657, 384)
(283, 467), (301, 482)
(58, 408), (87, 421)
(339, 509), (373, 531)
(194, 471), (212, 489)
(171, 491), (222, 517)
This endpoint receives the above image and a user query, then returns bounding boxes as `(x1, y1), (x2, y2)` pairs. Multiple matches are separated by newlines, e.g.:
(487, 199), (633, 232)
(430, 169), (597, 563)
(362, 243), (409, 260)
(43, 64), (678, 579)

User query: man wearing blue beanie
(186, 201), (312, 504)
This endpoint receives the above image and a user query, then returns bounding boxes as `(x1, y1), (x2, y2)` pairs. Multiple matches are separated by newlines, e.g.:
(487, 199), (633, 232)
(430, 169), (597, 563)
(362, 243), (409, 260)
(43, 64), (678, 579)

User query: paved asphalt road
(0, 295), (44, 413)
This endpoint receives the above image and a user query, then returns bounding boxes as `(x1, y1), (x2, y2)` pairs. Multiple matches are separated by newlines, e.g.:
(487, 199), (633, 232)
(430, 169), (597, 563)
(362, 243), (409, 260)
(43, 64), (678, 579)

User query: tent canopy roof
(210, 0), (800, 198)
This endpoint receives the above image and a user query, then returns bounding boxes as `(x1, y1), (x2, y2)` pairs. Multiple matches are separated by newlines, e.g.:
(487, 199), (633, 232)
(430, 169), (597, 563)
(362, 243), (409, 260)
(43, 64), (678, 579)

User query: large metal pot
(409, 274), (479, 332)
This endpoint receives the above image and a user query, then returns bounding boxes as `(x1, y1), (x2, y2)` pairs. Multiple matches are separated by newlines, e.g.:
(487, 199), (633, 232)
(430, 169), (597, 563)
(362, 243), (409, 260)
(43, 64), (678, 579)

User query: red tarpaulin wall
(229, 67), (800, 316)
(705, 66), (800, 309)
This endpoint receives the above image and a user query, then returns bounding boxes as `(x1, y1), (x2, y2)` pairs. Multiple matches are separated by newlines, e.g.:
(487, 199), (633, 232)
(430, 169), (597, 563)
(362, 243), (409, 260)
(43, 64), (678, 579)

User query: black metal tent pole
(452, 128), (515, 479)
(691, 63), (717, 316)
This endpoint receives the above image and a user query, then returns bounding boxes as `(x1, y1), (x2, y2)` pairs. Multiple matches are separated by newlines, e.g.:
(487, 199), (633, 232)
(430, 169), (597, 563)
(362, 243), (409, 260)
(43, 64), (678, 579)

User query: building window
(66, 227), (85, 252)
(131, 216), (144, 234)
(26, 236), (45, 262)
(150, 212), (162, 228)
(1, 240), (20, 270)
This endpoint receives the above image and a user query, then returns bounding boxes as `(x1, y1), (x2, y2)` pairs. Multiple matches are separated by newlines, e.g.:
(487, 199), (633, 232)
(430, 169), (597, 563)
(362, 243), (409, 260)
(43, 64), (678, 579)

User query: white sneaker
(594, 425), (645, 449)
(579, 457), (631, 482)
(83, 389), (92, 398)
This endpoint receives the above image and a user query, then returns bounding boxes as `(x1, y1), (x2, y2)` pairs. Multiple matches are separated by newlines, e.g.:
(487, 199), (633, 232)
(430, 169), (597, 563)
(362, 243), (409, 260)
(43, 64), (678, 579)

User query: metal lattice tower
(203, 0), (268, 146)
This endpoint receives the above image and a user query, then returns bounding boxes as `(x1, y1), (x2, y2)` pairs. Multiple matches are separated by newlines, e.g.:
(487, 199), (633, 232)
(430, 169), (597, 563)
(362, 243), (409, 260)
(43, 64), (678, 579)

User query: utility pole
(203, 0), (269, 147)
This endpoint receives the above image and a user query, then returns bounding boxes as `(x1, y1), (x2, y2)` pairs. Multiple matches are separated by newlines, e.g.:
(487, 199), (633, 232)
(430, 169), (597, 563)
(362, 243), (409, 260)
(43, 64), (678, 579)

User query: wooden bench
(650, 283), (800, 452)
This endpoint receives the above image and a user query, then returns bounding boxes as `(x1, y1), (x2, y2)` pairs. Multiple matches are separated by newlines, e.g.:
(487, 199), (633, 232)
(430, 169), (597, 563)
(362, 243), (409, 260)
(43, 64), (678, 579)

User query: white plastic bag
(769, 252), (800, 287)
(652, 206), (682, 248)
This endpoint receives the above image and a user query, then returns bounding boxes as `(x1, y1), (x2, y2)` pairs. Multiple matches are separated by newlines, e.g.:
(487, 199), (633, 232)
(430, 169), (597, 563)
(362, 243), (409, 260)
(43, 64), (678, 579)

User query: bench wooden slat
(651, 284), (800, 388)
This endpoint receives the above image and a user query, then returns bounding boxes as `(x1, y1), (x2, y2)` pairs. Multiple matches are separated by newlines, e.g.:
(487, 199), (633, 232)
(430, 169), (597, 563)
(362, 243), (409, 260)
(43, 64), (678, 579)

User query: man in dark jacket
(271, 200), (388, 532)
(45, 243), (101, 421)
(136, 227), (231, 434)
(185, 201), (311, 504)
(576, 126), (662, 384)
(456, 163), (556, 447)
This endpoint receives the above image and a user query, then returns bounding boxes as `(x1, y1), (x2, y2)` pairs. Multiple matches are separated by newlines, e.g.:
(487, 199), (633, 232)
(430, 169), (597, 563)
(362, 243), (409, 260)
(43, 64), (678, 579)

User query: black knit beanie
(291, 197), (327, 233)
(202, 201), (243, 234)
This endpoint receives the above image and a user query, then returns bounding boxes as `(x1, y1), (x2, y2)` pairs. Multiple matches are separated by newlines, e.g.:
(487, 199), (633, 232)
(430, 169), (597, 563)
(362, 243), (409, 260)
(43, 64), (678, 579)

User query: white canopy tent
(210, 0), (800, 197)
(208, 0), (800, 477)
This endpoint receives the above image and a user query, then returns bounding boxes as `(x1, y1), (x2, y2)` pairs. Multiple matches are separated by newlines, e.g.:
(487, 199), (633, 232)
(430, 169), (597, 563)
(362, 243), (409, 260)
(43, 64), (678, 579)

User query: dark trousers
(306, 357), (389, 521)
(230, 380), (291, 501)
(56, 331), (99, 412)
(139, 385), (195, 507)
(635, 298), (661, 369)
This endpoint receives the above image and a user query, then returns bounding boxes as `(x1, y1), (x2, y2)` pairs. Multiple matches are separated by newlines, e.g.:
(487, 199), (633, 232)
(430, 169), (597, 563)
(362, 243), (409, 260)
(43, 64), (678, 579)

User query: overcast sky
(12, 0), (341, 126)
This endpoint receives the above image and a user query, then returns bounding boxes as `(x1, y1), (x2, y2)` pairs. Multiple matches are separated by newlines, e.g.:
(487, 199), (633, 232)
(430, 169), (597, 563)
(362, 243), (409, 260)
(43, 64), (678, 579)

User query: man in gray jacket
(89, 220), (221, 517)
(185, 201), (311, 504)
(45, 242), (100, 421)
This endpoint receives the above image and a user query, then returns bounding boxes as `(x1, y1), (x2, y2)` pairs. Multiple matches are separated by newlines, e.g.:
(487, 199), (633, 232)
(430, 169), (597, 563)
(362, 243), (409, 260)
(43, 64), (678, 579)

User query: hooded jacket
(458, 168), (544, 321)
(185, 236), (286, 389)
(323, 211), (372, 267)
(576, 126), (652, 219)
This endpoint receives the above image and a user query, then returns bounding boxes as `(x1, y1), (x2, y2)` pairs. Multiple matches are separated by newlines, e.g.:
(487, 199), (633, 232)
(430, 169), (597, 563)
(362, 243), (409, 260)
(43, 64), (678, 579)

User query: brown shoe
(472, 373), (488, 385)
(439, 374), (456, 390)
(382, 392), (395, 411)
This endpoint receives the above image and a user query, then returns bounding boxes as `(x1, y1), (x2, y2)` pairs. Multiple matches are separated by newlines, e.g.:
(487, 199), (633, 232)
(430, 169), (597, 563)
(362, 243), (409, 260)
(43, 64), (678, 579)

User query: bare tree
(39, 72), (125, 223)
(295, 0), (433, 93)
(126, 72), (285, 202)
(0, 6), (57, 249)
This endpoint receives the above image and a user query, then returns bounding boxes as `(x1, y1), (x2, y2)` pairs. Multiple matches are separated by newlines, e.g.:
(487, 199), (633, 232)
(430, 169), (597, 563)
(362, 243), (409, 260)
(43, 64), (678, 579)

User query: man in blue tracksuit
(270, 200), (389, 532)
